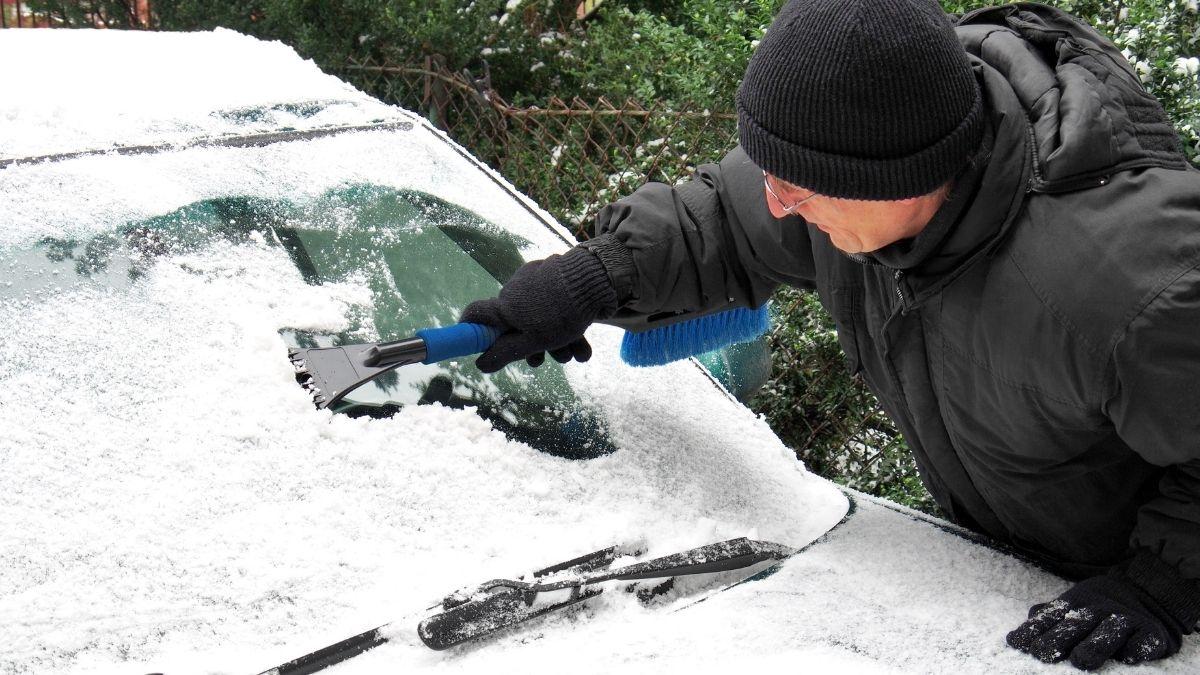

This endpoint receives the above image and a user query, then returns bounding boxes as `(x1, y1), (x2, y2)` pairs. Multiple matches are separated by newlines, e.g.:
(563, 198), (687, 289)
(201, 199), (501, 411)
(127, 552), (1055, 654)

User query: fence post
(422, 54), (451, 130)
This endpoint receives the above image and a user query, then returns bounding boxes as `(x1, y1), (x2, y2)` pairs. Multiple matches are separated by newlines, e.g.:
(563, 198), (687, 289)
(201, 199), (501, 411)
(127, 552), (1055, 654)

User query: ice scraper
(290, 302), (770, 409)
(288, 322), (500, 409)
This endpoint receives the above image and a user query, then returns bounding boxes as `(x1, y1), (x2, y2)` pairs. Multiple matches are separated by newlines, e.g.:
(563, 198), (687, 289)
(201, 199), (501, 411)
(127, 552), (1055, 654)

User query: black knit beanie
(737, 0), (983, 200)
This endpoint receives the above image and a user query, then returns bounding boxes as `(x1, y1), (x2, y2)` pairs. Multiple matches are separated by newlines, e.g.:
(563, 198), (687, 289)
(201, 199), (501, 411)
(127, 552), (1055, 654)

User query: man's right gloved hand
(460, 246), (618, 374)
(1006, 550), (1200, 670)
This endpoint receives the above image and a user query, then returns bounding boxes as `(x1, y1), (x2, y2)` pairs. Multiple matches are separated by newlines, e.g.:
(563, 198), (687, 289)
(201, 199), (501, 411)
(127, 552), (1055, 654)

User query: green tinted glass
(3, 186), (612, 459)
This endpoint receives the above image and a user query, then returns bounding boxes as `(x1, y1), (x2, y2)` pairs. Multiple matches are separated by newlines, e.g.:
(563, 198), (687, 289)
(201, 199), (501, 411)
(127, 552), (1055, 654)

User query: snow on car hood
(0, 28), (405, 160)
(0, 76), (846, 674)
(0, 230), (846, 673)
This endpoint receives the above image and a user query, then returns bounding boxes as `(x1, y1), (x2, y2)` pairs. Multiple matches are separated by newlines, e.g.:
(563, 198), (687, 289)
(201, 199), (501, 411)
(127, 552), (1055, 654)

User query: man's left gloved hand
(1006, 550), (1200, 670)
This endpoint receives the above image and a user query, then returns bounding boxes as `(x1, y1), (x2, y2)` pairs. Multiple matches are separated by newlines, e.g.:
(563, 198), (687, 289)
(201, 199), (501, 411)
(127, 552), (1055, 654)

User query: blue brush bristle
(620, 304), (770, 367)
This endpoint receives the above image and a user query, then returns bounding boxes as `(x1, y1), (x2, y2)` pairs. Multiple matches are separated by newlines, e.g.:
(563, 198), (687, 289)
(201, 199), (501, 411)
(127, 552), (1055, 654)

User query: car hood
(0, 30), (848, 673)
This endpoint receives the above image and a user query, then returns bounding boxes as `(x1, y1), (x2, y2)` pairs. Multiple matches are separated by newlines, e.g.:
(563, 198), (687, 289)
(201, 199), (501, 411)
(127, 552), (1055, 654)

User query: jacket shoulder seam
(1101, 257), (1200, 398)
(1109, 257), (1200, 352)
(1005, 248), (1104, 358)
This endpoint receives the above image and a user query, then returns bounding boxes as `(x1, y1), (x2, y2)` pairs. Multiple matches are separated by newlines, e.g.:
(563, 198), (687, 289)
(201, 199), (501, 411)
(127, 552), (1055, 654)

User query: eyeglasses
(762, 170), (820, 214)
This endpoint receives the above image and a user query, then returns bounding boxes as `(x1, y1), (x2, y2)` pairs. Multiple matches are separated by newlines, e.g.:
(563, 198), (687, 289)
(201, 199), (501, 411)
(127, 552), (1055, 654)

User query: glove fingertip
(1031, 600), (1068, 620)
(1068, 641), (1111, 672)
(475, 345), (514, 374)
(1115, 631), (1167, 664)
(1006, 623), (1040, 651)
(574, 339), (593, 362)
(475, 355), (504, 374)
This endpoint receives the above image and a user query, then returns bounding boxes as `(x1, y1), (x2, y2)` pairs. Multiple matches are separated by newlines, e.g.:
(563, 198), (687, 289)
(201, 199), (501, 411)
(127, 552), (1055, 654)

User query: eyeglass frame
(762, 170), (821, 213)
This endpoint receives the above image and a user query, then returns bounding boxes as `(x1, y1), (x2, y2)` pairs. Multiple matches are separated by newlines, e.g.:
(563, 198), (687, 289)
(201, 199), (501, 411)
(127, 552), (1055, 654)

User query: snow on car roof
(1, 27), (564, 257)
(0, 29), (849, 672)
(0, 27), (404, 160)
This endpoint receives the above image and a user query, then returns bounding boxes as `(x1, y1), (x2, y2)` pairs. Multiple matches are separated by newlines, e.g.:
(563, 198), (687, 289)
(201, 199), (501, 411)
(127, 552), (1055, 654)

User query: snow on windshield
(0, 32), (846, 671)
(0, 28), (404, 160)
(1, 126), (567, 257)
(11, 26), (1193, 675)
(0, 232), (845, 672)
(0, 27), (854, 672)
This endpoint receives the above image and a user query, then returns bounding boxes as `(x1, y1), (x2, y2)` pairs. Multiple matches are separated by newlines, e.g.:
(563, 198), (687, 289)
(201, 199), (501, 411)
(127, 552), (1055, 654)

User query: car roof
(0, 27), (403, 161)
(0, 28), (568, 255)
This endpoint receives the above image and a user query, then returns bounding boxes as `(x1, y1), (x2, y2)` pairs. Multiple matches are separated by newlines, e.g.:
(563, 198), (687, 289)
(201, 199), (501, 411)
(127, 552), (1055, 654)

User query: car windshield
(3, 185), (611, 459)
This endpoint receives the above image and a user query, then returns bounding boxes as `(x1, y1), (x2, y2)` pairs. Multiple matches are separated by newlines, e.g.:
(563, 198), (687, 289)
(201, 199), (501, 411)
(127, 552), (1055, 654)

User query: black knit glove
(460, 247), (617, 374)
(1006, 550), (1200, 670)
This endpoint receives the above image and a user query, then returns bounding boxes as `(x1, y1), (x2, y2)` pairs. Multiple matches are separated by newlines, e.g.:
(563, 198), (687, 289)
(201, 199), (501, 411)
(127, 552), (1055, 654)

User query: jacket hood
(956, 4), (1188, 193)
(886, 4), (1190, 301)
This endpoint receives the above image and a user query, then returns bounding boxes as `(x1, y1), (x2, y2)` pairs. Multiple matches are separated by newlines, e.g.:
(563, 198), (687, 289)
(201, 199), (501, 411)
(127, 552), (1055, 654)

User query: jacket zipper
(842, 251), (910, 312)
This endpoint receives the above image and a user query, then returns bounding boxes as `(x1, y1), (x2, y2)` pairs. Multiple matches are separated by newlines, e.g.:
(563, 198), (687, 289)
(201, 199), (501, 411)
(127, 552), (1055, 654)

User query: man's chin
(826, 235), (864, 255)
(814, 223), (865, 254)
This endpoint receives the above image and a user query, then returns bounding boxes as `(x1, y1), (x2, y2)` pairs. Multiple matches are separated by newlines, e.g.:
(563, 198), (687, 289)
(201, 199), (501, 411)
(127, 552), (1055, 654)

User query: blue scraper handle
(416, 323), (501, 364)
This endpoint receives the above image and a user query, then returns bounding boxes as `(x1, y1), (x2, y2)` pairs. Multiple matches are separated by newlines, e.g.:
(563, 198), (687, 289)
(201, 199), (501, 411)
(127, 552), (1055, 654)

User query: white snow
(0, 28), (850, 674)
(0, 28), (404, 160)
(0, 127), (565, 255)
(2, 27), (1196, 675)
(0, 233), (846, 673)
(327, 493), (1200, 674)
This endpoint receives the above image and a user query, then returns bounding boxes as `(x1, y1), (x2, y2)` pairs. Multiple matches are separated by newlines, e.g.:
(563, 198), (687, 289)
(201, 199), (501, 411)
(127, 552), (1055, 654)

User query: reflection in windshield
(6, 186), (613, 460)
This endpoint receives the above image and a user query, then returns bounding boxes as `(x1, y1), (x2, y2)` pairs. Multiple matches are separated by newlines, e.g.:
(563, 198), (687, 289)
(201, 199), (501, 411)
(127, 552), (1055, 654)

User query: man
(461, 0), (1200, 668)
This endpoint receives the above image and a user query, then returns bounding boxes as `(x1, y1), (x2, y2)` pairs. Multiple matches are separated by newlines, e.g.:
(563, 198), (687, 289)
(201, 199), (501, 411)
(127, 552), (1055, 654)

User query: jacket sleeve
(1105, 264), (1200, 595)
(581, 145), (817, 319)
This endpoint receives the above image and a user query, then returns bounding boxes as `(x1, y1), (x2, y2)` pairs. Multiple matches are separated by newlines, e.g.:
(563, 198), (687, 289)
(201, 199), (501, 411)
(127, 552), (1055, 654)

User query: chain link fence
(335, 55), (738, 240)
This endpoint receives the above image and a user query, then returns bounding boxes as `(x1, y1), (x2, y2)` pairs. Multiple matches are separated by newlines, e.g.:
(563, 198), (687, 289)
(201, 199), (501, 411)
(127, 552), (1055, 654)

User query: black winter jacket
(583, 5), (1200, 586)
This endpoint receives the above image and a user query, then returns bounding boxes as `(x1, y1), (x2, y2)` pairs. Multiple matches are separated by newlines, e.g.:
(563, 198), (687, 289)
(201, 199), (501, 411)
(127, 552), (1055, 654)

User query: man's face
(763, 172), (942, 254)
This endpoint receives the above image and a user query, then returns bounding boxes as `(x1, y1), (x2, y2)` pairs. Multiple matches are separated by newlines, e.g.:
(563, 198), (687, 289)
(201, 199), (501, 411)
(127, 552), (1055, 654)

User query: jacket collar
(864, 58), (1033, 308)
(868, 126), (991, 273)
